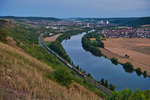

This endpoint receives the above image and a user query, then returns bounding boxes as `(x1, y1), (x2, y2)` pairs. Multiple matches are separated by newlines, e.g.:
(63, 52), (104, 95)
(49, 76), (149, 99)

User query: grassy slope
(0, 20), (106, 99)
(0, 42), (101, 100)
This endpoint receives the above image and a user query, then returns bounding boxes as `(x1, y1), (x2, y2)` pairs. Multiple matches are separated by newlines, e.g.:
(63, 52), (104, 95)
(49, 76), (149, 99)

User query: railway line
(38, 33), (112, 95)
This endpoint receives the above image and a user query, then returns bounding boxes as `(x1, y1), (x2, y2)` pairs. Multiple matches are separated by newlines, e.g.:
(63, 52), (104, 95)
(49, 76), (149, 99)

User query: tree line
(82, 32), (104, 56)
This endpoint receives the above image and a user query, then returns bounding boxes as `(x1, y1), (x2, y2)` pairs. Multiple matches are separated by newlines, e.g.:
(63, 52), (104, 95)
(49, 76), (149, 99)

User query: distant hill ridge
(0, 16), (61, 21)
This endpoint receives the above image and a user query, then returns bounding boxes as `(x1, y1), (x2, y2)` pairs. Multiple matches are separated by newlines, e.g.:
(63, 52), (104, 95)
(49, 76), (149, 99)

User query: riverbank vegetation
(107, 89), (150, 100)
(48, 28), (91, 63)
(111, 57), (148, 77)
(100, 78), (116, 91)
(82, 32), (104, 56)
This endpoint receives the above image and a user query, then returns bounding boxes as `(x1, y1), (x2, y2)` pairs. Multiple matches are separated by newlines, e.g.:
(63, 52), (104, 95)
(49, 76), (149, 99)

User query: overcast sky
(0, 0), (150, 18)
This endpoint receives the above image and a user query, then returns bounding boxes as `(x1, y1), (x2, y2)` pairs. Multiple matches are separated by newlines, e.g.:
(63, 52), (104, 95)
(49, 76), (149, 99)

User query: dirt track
(100, 38), (150, 75)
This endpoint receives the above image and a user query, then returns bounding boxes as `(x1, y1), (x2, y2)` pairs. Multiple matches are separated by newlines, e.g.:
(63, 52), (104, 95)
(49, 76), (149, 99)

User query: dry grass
(100, 38), (150, 75)
(44, 34), (61, 42)
(90, 38), (96, 41)
(0, 42), (101, 100)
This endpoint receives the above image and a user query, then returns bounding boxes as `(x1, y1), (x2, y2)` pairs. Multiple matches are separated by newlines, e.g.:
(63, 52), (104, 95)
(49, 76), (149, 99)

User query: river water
(61, 32), (150, 90)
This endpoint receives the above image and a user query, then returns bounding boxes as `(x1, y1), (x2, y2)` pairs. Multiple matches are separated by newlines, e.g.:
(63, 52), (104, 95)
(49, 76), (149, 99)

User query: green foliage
(82, 32), (104, 56)
(100, 78), (116, 91)
(143, 71), (147, 78)
(123, 62), (134, 73)
(122, 62), (148, 78)
(111, 57), (118, 65)
(49, 41), (71, 63)
(109, 84), (116, 91)
(0, 29), (7, 42)
(57, 30), (85, 42)
(52, 68), (73, 87)
(104, 80), (108, 88)
(100, 78), (105, 85)
(135, 68), (142, 76)
(107, 89), (150, 100)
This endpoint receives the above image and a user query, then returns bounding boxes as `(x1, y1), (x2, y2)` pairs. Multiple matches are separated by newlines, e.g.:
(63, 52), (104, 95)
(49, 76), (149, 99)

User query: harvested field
(90, 38), (96, 41)
(100, 38), (150, 75)
(44, 34), (61, 42)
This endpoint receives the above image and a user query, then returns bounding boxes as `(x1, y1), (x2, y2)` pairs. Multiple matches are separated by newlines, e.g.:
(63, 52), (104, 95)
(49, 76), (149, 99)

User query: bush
(125, 54), (130, 58)
(143, 71), (147, 78)
(52, 68), (73, 87)
(82, 32), (104, 57)
(135, 68), (142, 76)
(49, 41), (71, 63)
(104, 80), (108, 88)
(111, 57), (118, 65)
(100, 78), (105, 85)
(107, 89), (150, 100)
(109, 84), (116, 91)
(0, 29), (7, 42)
(123, 62), (134, 73)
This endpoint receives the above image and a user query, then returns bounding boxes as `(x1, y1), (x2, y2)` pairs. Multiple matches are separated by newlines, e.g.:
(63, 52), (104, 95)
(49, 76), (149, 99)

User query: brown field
(90, 38), (96, 41)
(44, 34), (61, 42)
(100, 38), (150, 75)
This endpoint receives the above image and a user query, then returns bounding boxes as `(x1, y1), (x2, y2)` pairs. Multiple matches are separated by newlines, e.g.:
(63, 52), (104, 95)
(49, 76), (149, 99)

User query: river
(61, 32), (150, 91)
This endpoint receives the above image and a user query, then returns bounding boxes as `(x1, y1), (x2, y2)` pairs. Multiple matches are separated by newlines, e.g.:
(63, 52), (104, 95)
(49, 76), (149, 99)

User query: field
(44, 34), (61, 42)
(100, 38), (150, 75)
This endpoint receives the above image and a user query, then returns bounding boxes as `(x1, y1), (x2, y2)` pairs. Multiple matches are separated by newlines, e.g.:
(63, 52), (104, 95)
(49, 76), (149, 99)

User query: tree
(87, 73), (92, 77)
(135, 68), (142, 76)
(125, 54), (130, 58)
(111, 57), (118, 65)
(100, 78), (105, 85)
(104, 80), (108, 88)
(123, 62), (134, 73)
(143, 71), (147, 78)
(109, 84), (116, 91)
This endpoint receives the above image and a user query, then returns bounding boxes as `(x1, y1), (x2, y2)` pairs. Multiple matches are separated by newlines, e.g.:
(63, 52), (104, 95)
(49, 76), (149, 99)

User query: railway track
(38, 34), (112, 95)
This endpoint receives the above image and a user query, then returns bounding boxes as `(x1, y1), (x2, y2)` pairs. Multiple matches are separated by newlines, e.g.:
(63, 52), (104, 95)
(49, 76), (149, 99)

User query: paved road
(38, 34), (112, 95)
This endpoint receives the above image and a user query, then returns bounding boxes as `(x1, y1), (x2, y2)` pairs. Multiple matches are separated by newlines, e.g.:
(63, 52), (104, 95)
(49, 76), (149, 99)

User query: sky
(0, 0), (150, 18)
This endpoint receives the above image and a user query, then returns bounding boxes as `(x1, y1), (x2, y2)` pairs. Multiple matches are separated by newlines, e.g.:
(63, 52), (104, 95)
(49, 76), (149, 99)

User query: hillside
(0, 42), (101, 100)
(0, 16), (61, 21)
(130, 17), (150, 26)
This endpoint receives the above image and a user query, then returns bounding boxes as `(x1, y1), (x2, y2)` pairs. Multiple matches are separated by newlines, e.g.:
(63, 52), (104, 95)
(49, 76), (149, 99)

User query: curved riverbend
(62, 32), (150, 91)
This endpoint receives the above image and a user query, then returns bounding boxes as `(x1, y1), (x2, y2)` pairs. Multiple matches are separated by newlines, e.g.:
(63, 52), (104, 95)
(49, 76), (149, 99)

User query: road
(38, 33), (112, 95)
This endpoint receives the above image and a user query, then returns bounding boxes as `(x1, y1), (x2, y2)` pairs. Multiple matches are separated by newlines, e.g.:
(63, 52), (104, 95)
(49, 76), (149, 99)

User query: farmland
(100, 38), (150, 75)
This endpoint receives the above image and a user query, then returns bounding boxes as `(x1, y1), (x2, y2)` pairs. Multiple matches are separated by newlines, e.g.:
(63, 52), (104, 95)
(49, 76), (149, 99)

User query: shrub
(104, 80), (108, 88)
(109, 84), (116, 91)
(135, 68), (142, 76)
(100, 78), (105, 85)
(123, 62), (134, 73)
(143, 71), (147, 78)
(111, 57), (118, 65)
(125, 54), (130, 58)
(52, 68), (73, 87)
(0, 29), (7, 42)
